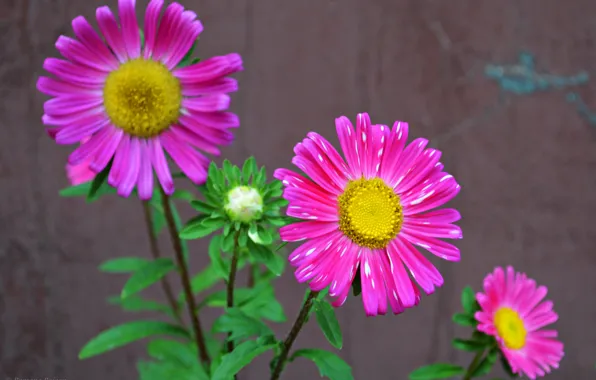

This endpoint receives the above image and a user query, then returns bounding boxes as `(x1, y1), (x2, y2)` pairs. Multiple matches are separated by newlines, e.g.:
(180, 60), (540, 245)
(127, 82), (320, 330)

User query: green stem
(270, 291), (319, 380)
(462, 350), (485, 380)
(226, 231), (241, 356)
(141, 201), (183, 326)
(160, 189), (210, 364)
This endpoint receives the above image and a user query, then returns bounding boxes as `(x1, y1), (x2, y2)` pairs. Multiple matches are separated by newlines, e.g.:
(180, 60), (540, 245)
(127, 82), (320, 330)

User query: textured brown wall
(2, 0), (596, 379)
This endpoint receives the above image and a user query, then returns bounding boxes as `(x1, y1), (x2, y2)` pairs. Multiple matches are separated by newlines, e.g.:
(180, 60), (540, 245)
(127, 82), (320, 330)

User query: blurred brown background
(2, 0), (596, 379)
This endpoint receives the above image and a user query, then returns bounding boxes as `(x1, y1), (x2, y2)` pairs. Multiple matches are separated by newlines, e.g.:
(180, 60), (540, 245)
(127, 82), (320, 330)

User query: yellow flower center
(103, 59), (182, 137)
(494, 307), (527, 350)
(338, 178), (403, 249)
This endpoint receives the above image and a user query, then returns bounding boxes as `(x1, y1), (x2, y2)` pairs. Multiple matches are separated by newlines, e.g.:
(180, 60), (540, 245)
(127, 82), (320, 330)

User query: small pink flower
(38, 0), (243, 200)
(275, 112), (462, 316)
(475, 266), (564, 379)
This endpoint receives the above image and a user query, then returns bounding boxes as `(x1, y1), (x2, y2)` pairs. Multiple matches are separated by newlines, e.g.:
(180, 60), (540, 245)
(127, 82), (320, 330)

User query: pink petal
(355, 113), (374, 178)
(174, 53), (243, 83)
(335, 115), (361, 178)
(328, 241), (361, 298)
(160, 131), (208, 184)
(149, 137), (174, 195)
(55, 36), (112, 72)
(109, 134), (131, 187)
(137, 140), (154, 200)
(379, 121), (409, 179)
(395, 148), (442, 194)
(151, 2), (185, 62)
(404, 208), (461, 225)
(380, 248), (417, 308)
(71, 16), (119, 70)
(391, 237), (443, 294)
(143, 0), (164, 59)
(96, 6), (128, 63)
(118, 0), (141, 59)
(401, 231), (460, 261)
(118, 136), (141, 197)
(182, 111), (240, 129)
(182, 77), (239, 96)
(89, 127), (124, 173)
(360, 248), (385, 316)
(169, 125), (223, 156)
(401, 223), (463, 240)
(182, 94), (231, 113)
(68, 125), (114, 165)
(365, 124), (390, 179)
(43, 96), (103, 117)
(43, 58), (106, 87)
(163, 18), (203, 70)
(297, 137), (348, 190)
(37, 76), (100, 97)
(280, 221), (339, 242)
(388, 138), (428, 189)
(291, 155), (343, 196)
(286, 201), (338, 222)
(54, 115), (109, 145)
(402, 174), (461, 215)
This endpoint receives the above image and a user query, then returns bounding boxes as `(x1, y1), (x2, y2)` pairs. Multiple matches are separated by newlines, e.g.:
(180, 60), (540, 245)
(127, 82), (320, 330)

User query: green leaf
(121, 258), (176, 299)
(79, 321), (189, 359)
(211, 339), (276, 380)
(179, 216), (224, 240)
(220, 228), (236, 253)
(172, 189), (195, 202)
(247, 240), (283, 276)
(212, 308), (274, 342)
(147, 339), (203, 371)
(137, 359), (208, 380)
(182, 264), (220, 301)
(242, 157), (257, 184)
(190, 199), (216, 214)
(139, 28), (145, 49)
(177, 38), (198, 68)
(408, 363), (465, 379)
(99, 257), (151, 273)
(314, 300), (343, 349)
(471, 349), (498, 377)
(290, 349), (353, 380)
(87, 160), (112, 201)
(452, 313), (477, 326)
(461, 286), (477, 315)
(254, 167), (267, 188)
(59, 182), (92, 197)
(150, 203), (167, 235)
(107, 295), (174, 317)
(452, 338), (486, 352)
(238, 284), (286, 322)
(208, 235), (230, 280)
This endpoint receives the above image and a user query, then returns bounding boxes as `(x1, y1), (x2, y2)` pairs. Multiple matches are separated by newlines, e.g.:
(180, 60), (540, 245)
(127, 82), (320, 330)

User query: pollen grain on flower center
(338, 177), (403, 249)
(494, 307), (527, 350)
(103, 58), (182, 138)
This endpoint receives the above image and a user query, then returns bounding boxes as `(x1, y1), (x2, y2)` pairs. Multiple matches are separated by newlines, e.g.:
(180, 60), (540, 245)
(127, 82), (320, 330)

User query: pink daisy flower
(37, 0), (243, 200)
(475, 266), (564, 379)
(274, 113), (462, 316)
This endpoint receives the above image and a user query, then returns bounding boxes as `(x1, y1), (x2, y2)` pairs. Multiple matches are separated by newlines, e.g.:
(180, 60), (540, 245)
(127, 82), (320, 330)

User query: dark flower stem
(141, 201), (183, 326)
(226, 231), (241, 355)
(462, 349), (485, 380)
(160, 189), (210, 364)
(270, 290), (319, 380)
